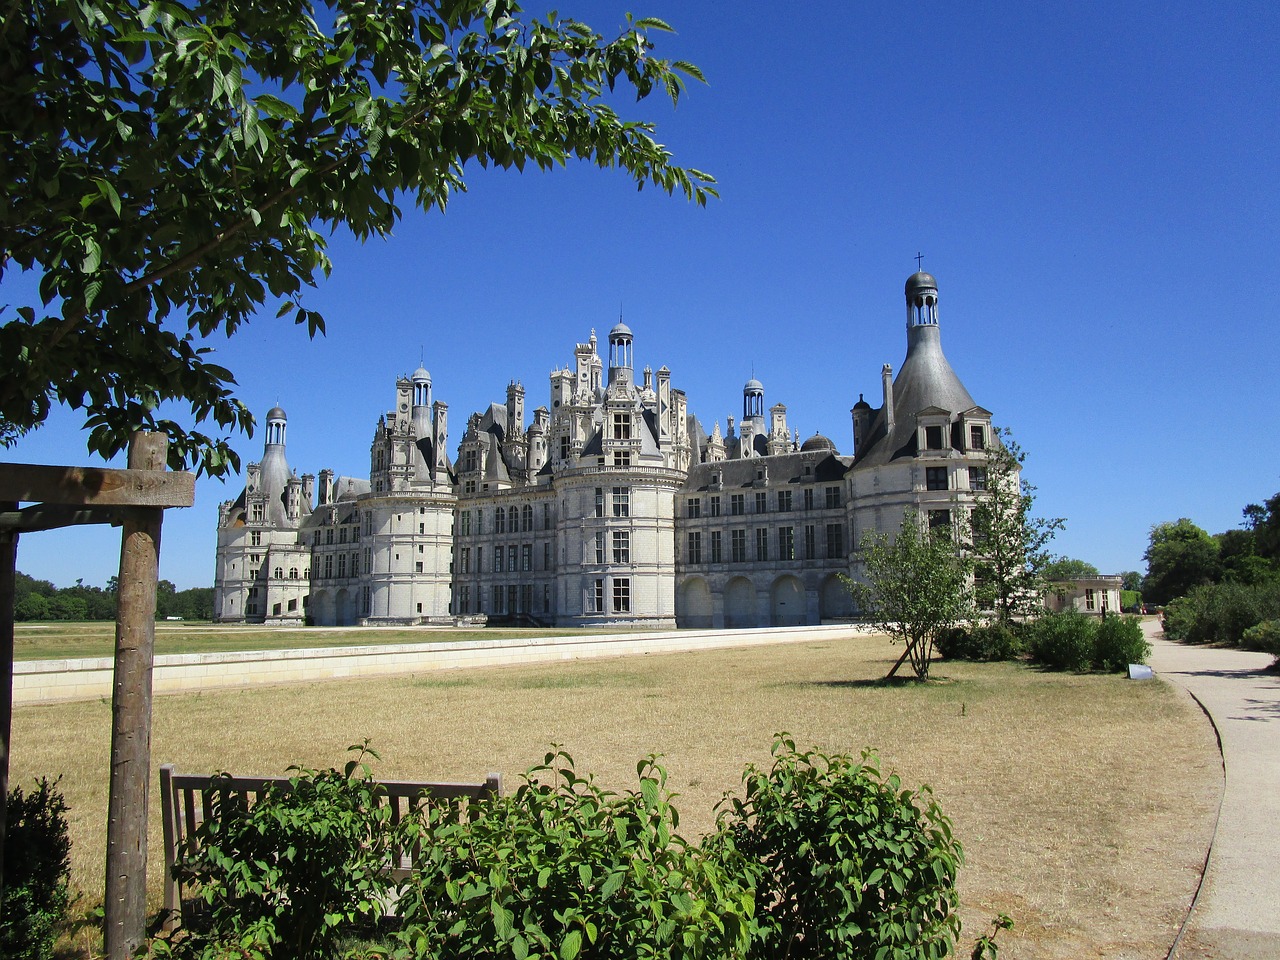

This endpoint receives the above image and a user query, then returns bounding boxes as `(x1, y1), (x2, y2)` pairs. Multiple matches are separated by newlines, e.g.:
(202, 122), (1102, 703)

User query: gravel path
(1146, 622), (1280, 960)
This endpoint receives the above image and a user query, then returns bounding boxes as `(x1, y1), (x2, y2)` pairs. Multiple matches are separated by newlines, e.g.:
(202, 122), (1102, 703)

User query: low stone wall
(14, 624), (875, 705)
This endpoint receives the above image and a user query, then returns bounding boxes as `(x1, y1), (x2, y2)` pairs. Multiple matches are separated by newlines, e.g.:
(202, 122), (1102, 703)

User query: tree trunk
(103, 435), (166, 960)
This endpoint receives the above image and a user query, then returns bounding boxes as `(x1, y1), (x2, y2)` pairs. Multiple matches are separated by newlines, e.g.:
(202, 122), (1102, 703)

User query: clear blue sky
(7, 1), (1279, 590)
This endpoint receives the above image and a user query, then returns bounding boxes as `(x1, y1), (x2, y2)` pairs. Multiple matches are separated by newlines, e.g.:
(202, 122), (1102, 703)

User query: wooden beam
(0, 504), (152, 533)
(0, 504), (16, 897)
(0, 462), (194, 508)
(103, 437), (165, 960)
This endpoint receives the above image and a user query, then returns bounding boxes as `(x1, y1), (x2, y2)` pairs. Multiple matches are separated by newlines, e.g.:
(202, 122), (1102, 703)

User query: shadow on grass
(778, 675), (961, 690)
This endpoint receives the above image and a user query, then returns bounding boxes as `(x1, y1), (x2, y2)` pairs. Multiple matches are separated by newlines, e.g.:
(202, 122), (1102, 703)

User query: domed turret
(905, 270), (939, 327)
(607, 318), (634, 386)
(801, 433), (838, 454)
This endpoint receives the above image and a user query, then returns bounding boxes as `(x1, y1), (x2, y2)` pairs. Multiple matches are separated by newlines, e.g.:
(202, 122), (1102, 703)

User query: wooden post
(0, 503), (16, 896)
(103, 435), (166, 959)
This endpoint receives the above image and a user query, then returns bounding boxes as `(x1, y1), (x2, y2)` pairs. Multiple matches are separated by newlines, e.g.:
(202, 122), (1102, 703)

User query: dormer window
(925, 425), (945, 450)
(969, 424), (986, 450)
(613, 412), (631, 440)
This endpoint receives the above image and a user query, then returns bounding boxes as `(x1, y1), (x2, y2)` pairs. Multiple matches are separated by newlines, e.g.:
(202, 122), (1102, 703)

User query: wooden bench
(158, 763), (502, 927)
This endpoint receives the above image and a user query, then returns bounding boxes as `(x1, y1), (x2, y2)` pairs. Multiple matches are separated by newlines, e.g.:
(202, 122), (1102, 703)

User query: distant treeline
(13, 572), (214, 622)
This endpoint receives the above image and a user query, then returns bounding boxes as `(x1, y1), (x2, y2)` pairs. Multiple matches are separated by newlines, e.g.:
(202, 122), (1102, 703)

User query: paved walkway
(1146, 622), (1280, 960)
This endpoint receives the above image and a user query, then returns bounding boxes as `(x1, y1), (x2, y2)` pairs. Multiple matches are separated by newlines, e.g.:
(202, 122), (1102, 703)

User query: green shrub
(1027, 610), (1097, 671)
(1, 777), (72, 960)
(1093, 615), (1150, 672)
(936, 622), (1026, 662)
(709, 736), (963, 960)
(1241, 619), (1280, 663)
(161, 745), (394, 960)
(1162, 582), (1280, 645)
(392, 748), (757, 960)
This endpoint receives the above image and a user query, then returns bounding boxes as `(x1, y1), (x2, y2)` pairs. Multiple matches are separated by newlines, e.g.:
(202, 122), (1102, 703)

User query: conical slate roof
(854, 321), (976, 468)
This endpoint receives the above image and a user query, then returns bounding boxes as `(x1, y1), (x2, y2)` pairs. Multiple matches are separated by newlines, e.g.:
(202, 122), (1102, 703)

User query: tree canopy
(1142, 519), (1222, 605)
(1042, 557), (1100, 581)
(1, 0), (715, 475)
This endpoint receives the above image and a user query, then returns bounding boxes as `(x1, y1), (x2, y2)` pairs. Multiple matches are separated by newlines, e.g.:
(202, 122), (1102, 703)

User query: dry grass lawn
(10, 631), (1220, 959)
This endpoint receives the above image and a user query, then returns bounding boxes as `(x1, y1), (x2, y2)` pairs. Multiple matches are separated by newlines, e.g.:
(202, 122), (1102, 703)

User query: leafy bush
(709, 736), (963, 959)
(158, 745), (394, 960)
(1241, 619), (1280, 664)
(1027, 610), (1097, 671)
(1161, 581), (1280, 646)
(392, 748), (756, 960)
(1, 777), (72, 960)
(1093, 615), (1150, 672)
(936, 622), (1026, 662)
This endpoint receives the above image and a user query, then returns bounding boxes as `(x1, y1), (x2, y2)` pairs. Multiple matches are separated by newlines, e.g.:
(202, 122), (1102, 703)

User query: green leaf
(559, 929), (582, 960)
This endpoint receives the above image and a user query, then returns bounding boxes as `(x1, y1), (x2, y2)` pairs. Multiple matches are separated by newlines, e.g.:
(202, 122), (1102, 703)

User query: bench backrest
(158, 763), (502, 926)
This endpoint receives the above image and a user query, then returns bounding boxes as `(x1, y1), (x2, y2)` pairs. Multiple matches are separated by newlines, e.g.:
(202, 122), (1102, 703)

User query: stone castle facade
(214, 270), (1003, 628)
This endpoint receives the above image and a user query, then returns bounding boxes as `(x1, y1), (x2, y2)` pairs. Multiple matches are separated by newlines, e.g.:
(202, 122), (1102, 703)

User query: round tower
(411, 366), (432, 438)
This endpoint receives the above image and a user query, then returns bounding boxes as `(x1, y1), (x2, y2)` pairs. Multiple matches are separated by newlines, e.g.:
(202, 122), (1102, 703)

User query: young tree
(847, 513), (972, 681)
(966, 430), (1064, 624)
(1, 0), (716, 475)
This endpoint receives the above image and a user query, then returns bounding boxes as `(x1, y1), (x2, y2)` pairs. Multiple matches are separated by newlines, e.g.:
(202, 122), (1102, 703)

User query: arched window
(522, 505), (533, 531)
(289, 568), (298, 579)
(495, 507), (506, 533)
(274, 567), (283, 579)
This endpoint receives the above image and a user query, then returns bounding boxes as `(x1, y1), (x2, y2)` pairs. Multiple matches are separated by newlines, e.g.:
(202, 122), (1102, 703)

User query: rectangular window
(755, 492), (768, 514)
(252, 504), (264, 523)
(594, 487), (604, 518)
(419, 522), (425, 535)
(614, 450), (632, 467)
(825, 486), (841, 509)
(687, 531), (702, 564)
(415, 561), (423, 573)
(613, 412), (631, 440)
(287, 598), (297, 612)
(494, 548), (503, 573)
(687, 498), (701, 518)
(543, 503), (551, 529)
(970, 424), (986, 450)
(522, 544), (532, 572)
(250, 531), (262, 546)
(804, 524), (816, 560)
(731, 494), (745, 515)
(612, 487), (630, 517)
(587, 579), (604, 613)
(544, 542), (552, 570)
(1085, 588), (1096, 611)
(324, 555), (333, 579)
(364, 547), (372, 571)
(755, 527), (769, 561)
(339, 527), (347, 544)
(612, 578), (631, 613)
(492, 585), (504, 614)
(779, 526), (795, 560)
(461, 547), (471, 573)
(495, 508), (506, 534)
(928, 509), (952, 531)
(731, 529), (747, 563)
(969, 467), (987, 491)
(459, 585), (470, 614)
(710, 530), (723, 563)
(508, 584), (518, 614)
(803, 488), (814, 511)
(595, 532), (605, 564)
(612, 531), (630, 564)
(926, 425), (946, 449)
(777, 490), (793, 512)
(560, 435), (571, 461)
(825, 523), (844, 559)
(709, 495), (721, 517)
(926, 467), (948, 491)
(464, 479), (476, 494)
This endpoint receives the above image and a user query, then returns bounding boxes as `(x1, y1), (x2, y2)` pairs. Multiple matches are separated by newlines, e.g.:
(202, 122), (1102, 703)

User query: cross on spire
(915, 251), (924, 270)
